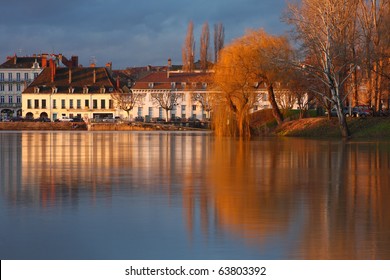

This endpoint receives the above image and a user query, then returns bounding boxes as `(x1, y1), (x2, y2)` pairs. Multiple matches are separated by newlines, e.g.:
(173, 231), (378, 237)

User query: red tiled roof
(132, 72), (212, 90)
(24, 67), (118, 94)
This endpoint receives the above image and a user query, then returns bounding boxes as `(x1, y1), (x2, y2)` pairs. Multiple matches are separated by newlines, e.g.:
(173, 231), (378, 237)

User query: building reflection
(2, 132), (390, 259)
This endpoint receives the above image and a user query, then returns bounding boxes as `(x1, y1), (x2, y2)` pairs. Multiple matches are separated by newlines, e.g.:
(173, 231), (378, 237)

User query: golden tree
(212, 29), (290, 137)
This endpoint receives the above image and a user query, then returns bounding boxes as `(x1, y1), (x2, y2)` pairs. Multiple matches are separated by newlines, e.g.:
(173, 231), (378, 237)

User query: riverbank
(274, 117), (390, 138)
(0, 121), (208, 131)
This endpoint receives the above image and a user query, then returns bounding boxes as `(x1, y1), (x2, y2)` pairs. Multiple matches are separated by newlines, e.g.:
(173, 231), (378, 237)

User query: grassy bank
(274, 117), (390, 138)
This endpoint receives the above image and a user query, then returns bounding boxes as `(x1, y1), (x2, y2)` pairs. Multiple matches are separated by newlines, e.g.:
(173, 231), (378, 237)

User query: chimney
(116, 77), (120, 89)
(13, 55), (17, 64)
(167, 58), (172, 78)
(71, 56), (78, 67)
(49, 59), (55, 82)
(41, 54), (47, 68)
(93, 69), (96, 83)
(90, 62), (96, 67)
(69, 68), (72, 84)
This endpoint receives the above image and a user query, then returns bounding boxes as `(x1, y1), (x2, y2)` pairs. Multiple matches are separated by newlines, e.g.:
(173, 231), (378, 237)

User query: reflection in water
(0, 132), (390, 259)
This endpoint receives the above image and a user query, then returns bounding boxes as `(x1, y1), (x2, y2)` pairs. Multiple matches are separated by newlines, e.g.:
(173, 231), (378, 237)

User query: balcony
(0, 103), (21, 108)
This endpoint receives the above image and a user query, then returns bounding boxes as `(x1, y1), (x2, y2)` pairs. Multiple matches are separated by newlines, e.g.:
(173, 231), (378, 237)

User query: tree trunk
(267, 84), (284, 125)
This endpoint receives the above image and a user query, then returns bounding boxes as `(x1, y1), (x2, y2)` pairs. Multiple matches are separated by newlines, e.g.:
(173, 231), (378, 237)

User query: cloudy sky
(1, 0), (288, 69)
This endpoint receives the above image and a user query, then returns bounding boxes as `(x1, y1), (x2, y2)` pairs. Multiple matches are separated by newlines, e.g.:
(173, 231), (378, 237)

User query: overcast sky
(1, 0), (288, 69)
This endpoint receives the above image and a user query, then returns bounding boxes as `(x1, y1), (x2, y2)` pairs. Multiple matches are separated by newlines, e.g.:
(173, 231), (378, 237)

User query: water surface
(1, 132), (389, 259)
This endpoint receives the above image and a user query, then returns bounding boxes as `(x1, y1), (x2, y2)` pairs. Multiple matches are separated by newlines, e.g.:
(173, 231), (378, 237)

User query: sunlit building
(22, 60), (119, 121)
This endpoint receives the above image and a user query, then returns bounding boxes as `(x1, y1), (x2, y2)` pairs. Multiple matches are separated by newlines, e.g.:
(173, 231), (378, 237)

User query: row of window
(0, 72), (38, 82)
(0, 84), (23, 92)
(26, 99), (114, 110)
(0, 96), (21, 104)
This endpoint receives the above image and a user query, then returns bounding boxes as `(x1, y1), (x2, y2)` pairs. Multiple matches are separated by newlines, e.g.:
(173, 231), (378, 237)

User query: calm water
(1, 131), (390, 260)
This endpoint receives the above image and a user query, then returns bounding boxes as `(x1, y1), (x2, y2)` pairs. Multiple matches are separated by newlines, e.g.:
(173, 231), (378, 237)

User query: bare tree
(285, 0), (360, 138)
(358, 0), (389, 111)
(111, 88), (145, 120)
(213, 22), (225, 63)
(150, 90), (183, 122)
(200, 22), (210, 71)
(182, 21), (195, 72)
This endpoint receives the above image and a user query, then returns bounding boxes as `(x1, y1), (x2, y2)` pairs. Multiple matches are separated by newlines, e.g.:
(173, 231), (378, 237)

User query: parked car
(71, 117), (85, 122)
(169, 116), (182, 122)
(56, 116), (72, 122)
(37, 117), (51, 122)
(352, 105), (372, 118)
(134, 116), (144, 122)
(327, 107), (352, 117)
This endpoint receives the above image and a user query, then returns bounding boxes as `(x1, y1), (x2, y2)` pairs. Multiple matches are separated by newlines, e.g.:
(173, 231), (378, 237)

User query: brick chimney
(90, 62), (96, 68)
(69, 68), (72, 84)
(41, 54), (48, 68)
(116, 77), (120, 89)
(93, 69), (96, 83)
(49, 59), (56, 82)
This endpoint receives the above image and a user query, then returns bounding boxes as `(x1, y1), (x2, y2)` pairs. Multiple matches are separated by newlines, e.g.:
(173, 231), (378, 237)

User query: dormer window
(171, 82), (176, 89)
(69, 87), (74, 93)
(83, 86), (89, 94)
(100, 87), (106, 93)
(181, 82), (186, 88)
(34, 87), (40, 93)
(192, 82), (197, 88)
(148, 82), (154, 89)
(202, 82), (207, 89)
(52, 87), (57, 93)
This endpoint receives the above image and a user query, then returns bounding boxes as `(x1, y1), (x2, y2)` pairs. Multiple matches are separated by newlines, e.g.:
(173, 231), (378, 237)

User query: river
(1, 131), (389, 259)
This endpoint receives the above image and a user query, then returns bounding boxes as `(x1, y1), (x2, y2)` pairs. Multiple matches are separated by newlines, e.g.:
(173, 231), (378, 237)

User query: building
(0, 55), (44, 119)
(23, 61), (119, 121)
(131, 71), (213, 120)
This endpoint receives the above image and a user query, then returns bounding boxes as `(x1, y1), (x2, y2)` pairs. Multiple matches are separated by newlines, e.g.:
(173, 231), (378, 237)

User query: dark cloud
(0, 0), (288, 68)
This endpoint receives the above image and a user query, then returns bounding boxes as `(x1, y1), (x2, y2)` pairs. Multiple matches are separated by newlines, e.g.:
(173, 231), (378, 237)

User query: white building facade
(0, 55), (44, 119)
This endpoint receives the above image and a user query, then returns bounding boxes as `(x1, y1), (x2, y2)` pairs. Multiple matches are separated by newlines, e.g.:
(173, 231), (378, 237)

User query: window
(93, 99), (97, 109)
(85, 100), (89, 108)
(202, 82), (207, 89)
(27, 99), (32, 109)
(83, 86), (88, 94)
(8, 96), (13, 103)
(148, 82), (154, 89)
(16, 73), (21, 81)
(34, 99), (39, 109)
(16, 84), (21, 92)
(61, 99), (66, 109)
(52, 87), (57, 93)
(101, 99), (106, 109)
(148, 107), (153, 118)
(34, 73), (38, 79)
(69, 99), (73, 109)
(24, 73), (29, 81)
(17, 96), (21, 104)
(69, 87), (74, 93)
(100, 87), (105, 93)
(159, 107), (163, 118)
(0, 84), (4, 92)
(53, 99), (57, 109)
(8, 84), (13, 91)
(77, 99), (81, 109)
(34, 87), (39, 93)
(171, 82), (176, 89)
(192, 105), (197, 111)
(109, 100), (113, 109)
(137, 107), (143, 116)
(0, 73), (4, 81)
(42, 99), (46, 109)
(0, 96), (4, 103)
(8, 73), (12, 81)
